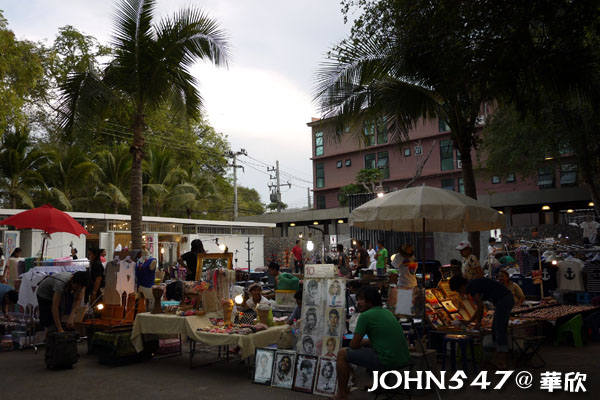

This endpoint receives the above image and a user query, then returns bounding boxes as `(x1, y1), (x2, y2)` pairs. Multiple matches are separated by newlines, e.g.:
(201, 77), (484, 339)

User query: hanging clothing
(580, 221), (600, 243)
(136, 257), (156, 289)
(583, 262), (600, 292)
(117, 259), (136, 296)
(556, 258), (585, 291)
(541, 262), (558, 296)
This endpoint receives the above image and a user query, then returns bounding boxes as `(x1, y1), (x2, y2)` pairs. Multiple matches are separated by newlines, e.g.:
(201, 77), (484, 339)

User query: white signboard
(304, 264), (336, 279)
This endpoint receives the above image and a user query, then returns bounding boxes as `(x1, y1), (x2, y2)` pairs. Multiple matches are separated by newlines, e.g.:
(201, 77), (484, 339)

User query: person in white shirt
(488, 237), (498, 260)
(245, 283), (271, 309)
(367, 243), (376, 264)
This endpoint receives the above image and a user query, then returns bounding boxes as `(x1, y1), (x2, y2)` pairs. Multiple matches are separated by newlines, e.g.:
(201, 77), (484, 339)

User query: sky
(1, 0), (352, 209)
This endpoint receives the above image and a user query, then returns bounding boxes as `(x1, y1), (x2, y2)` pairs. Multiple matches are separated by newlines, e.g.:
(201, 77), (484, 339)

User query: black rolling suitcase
(45, 332), (79, 369)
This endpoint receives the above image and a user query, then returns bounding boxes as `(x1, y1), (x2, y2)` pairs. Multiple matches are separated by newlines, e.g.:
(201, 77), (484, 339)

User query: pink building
(308, 116), (591, 226)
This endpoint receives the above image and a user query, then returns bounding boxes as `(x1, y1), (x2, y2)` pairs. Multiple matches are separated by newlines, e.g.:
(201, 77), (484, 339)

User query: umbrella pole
(41, 236), (46, 260)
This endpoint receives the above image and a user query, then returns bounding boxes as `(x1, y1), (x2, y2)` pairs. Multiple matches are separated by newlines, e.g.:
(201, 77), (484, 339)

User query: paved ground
(1, 340), (598, 400)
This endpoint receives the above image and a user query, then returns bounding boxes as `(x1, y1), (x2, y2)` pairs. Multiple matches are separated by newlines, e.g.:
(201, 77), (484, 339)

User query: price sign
(304, 264), (336, 278)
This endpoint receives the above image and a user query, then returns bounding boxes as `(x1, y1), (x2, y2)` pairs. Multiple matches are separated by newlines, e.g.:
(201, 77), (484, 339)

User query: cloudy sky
(1, 0), (351, 208)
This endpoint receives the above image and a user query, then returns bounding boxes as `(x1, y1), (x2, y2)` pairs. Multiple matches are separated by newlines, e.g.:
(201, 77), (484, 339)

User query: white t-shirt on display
(367, 249), (376, 263)
(580, 221), (600, 243)
(557, 258), (585, 291)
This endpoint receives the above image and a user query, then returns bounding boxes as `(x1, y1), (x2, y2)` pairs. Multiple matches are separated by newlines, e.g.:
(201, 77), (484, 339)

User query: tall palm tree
(59, 0), (229, 248)
(39, 145), (99, 211)
(0, 127), (48, 208)
(94, 144), (132, 214)
(177, 165), (219, 218)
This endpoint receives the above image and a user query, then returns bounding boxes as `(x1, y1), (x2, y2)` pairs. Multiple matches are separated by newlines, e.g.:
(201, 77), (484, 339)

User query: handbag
(235, 309), (257, 325)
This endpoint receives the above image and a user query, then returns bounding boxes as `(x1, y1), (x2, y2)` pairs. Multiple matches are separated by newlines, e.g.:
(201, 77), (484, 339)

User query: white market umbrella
(350, 186), (505, 308)
(350, 185), (505, 233)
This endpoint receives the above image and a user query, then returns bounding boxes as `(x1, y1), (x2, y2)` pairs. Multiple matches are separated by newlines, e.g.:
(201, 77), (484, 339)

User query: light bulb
(96, 304), (104, 310)
(307, 240), (314, 251)
(219, 244), (226, 251)
(160, 247), (165, 254)
(377, 192), (384, 198)
(234, 294), (244, 305)
(551, 260), (558, 266)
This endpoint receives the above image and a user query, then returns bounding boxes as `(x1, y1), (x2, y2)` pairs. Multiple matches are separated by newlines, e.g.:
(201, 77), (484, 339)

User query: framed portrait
(326, 279), (344, 307)
(324, 307), (342, 337)
(301, 306), (321, 336)
(304, 279), (322, 307)
(321, 336), (340, 359)
(253, 348), (276, 385)
(299, 335), (318, 356)
(271, 351), (296, 389)
(314, 357), (338, 396)
(195, 252), (233, 281)
(292, 354), (318, 393)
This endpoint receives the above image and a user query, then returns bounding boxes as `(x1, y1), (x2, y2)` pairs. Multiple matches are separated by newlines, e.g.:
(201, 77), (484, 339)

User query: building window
(456, 149), (462, 169)
(345, 159), (351, 167)
(364, 122), (376, 146)
(506, 173), (516, 183)
(538, 166), (555, 189)
(315, 131), (324, 156)
(365, 153), (376, 169)
(415, 146), (423, 155)
(441, 178), (454, 191)
(377, 118), (387, 144)
(458, 178), (464, 193)
(404, 148), (411, 157)
(440, 139), (454, 171)
(316, 195), (326, 209)
(560, 164), (577, 187)
(439, 118), (450, 132)
(336, 160), (342, 168)
(492, 176), (500, 184)
(316, 163), (325, 188)
(377, 151), (389, 179)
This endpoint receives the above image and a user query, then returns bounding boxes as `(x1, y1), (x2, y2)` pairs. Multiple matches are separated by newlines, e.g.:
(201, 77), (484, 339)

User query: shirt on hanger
(580, 221), (600, 243)
(583, 262), (600, 292)
(116, 259), (136, 296)
(557, 258), (585, 291)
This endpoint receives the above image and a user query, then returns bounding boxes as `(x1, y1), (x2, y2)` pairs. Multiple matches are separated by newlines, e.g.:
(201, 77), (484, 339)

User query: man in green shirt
(375, 240), (388, 277)
(334, 287), (409, 399)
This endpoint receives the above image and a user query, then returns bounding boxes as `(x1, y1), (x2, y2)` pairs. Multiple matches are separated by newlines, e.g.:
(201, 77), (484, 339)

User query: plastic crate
(577, 292), (592, 305)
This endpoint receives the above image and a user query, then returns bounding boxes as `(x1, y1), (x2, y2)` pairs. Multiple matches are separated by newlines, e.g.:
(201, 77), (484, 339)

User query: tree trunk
(459, 143), (481, 259)
(130, 112), (145, 250)
(580, 162), (600, 217)
(11, 196), (16, 210)
(113, 202), (119, 215)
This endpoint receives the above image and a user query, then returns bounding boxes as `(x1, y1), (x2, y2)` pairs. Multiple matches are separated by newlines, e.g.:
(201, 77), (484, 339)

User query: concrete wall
(19, 229), (86, 259)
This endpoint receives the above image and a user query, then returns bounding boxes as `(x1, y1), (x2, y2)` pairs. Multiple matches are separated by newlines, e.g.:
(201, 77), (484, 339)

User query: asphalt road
(1, 341), (598, 400)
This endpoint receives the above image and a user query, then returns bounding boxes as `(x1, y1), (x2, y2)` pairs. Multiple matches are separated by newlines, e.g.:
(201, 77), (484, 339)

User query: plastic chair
(441, 334), (477, 374)
(583, 311), (600, 342)
(554, 314), (583, 347)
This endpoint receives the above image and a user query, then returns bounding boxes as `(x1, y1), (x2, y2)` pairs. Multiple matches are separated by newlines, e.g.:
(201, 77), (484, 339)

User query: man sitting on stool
(334, 287), (410, 400)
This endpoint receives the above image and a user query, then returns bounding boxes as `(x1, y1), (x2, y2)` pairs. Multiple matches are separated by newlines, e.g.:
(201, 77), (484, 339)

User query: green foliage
(0, 126), (48, 208)
(237, 187), (265, 216)
(356, 168), (383, 192)
(0, 12), (45, 132)
(338, 183), (367, 207)
(267, 201), (287, 211)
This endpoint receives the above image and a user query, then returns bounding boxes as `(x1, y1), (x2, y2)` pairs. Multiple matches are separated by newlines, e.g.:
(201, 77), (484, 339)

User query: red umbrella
(0, 204), (89, 236)
(0, 204), (89, 259)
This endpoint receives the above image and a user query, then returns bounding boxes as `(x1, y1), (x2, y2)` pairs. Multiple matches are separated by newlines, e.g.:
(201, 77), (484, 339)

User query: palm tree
(315, 38), (488, 256)
(177, 165), (219, 218)
(39, 145), (99, 211)
(94, 144), (131, 214)
(0, 127), (48, 208)
(59, 0), (229, 248)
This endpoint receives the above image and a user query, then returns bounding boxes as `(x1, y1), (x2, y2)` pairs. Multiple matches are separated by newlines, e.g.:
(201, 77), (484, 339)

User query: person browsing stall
(267, 261), (281, 288)
(36, 271), (90, 334)
(336, 244), (351, 278)
(391, 244), (418, 288)
(355, 241), (369, 276)
(0, 283), (18, 321)
(178, 239), (206, 281)
(287, 289), (303, 324)
(497, 269), (525, 306)
(456, 240), (483, 280)
(334, 287), (410, 400)
(292, 240), (304, 273)
(449, 276), (513, 369)
(88, 247), (105, 305)
(375, 240), (388, 277)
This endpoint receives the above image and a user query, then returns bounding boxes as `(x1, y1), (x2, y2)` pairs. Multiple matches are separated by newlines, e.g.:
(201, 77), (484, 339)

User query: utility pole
(244, 237), (254, 271)
(268, 160), (290, 212)
(227, 148), (247, 218)
(307, 187), (311, 209)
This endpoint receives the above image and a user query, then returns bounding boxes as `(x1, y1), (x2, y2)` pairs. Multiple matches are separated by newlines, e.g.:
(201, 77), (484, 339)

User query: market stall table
(131, 312), (290, 367)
